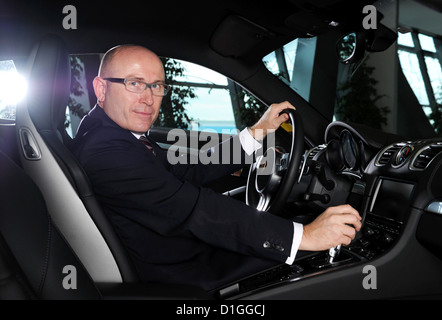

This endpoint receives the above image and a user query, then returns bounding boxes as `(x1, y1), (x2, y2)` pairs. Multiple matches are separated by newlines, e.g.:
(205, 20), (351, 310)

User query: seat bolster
(0, 152), (101, 299)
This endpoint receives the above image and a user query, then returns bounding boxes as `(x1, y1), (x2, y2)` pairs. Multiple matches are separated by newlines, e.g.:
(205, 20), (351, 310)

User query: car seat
(15, 34), (138, 284)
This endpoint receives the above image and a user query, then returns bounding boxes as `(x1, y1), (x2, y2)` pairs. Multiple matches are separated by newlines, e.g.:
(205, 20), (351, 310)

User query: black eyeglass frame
(103, 77), (171, 96)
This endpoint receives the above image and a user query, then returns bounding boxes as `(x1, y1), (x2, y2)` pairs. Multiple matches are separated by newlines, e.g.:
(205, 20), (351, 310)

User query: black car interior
(1, 0), (442, 301)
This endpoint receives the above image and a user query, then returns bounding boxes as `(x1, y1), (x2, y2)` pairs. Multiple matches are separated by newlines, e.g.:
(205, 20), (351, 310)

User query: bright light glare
(0, 70), (28, 105)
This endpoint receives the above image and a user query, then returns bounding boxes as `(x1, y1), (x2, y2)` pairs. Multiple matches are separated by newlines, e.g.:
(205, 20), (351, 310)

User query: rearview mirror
(336, 32), (366, 64)
(336, 22), (397, 64)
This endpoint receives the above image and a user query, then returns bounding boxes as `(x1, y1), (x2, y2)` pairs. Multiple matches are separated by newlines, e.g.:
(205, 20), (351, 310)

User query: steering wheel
(246, 108), (304, 214)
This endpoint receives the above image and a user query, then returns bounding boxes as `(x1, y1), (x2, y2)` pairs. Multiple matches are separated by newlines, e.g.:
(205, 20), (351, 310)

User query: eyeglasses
(103, 77), (171, 96)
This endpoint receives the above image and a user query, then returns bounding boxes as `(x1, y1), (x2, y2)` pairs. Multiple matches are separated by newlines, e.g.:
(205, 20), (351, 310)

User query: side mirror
(336, 32), (366, 64)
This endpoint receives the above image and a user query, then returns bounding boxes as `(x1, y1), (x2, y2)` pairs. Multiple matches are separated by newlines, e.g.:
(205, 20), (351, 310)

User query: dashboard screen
(370, 179), (415, 223)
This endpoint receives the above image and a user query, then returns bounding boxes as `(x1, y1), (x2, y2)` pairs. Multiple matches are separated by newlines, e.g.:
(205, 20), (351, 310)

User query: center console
(348, 178), (414, 259)
(216, 177), (416, 299)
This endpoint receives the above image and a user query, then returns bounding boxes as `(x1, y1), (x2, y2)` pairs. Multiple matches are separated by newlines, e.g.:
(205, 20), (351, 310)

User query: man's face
(94, 47), (165, 134)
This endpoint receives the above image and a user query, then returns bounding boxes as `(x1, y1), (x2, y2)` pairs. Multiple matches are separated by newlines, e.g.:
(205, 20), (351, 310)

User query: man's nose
(139, 87), (155, 105)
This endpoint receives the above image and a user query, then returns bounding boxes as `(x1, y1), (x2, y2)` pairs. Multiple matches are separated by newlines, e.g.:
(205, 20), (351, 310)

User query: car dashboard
(215, 121), (442, 299)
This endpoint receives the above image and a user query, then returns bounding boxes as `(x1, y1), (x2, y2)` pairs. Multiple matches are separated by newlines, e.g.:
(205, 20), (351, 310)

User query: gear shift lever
(327, 244), (341, 264)
(309, 244), (345, 269)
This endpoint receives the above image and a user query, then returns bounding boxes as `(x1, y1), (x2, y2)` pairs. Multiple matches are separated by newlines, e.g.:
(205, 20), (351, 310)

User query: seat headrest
(25, 34), (71, 133)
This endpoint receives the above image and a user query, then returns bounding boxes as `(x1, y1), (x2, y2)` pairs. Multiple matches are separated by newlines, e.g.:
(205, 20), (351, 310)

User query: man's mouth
(134, 110), (153, 117)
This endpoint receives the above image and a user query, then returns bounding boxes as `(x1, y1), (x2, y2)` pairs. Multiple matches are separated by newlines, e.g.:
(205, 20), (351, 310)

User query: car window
(156, 57), (267, 134)
(263, 25), (442, 137)
(66, 55), (267, 137)
(263, 38), (316, 102)
(397, 31), (442, 129)
(66, 54), (101, 137)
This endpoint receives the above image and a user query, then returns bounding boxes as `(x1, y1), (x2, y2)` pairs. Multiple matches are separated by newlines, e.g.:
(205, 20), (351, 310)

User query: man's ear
(93, 76), (106, 103)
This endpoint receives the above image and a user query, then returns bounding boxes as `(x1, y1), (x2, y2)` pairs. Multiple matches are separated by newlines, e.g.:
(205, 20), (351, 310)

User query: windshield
(263, 2), (442, 139)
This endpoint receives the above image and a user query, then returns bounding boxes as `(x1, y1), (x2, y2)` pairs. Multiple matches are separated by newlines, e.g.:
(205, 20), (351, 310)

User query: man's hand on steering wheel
(246, 101), (303, 214)
(248, 101), (296, 141)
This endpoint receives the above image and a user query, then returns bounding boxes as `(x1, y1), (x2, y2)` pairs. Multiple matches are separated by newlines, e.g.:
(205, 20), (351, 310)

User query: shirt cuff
(239, 127), (262, 156)
(285, 222), (303, 265)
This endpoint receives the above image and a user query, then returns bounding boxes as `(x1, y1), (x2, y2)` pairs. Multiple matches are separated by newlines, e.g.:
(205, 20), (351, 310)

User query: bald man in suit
(70, 44), (361, 291)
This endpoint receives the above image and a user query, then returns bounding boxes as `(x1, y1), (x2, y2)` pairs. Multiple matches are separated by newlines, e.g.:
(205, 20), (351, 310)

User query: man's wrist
(248, 126), (265, 142)
(239, 127), (262, 155)
(285, 222), (303, 265)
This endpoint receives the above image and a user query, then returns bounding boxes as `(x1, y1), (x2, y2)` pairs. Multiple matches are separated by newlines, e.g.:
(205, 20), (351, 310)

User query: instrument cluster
(325, 129), (367, 176)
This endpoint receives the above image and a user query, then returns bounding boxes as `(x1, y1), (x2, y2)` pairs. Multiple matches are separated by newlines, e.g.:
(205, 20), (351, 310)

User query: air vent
(411, 144), (442, 170)
(376, 145), (402, 166)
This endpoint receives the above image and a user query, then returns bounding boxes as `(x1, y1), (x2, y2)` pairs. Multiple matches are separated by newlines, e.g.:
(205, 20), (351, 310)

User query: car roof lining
(1, 0), (377, 60)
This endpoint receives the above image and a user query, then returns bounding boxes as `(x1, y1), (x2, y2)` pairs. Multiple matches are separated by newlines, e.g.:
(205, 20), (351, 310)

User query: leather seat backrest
(16, 34), (138, 283)
(0, 151), (101, 299)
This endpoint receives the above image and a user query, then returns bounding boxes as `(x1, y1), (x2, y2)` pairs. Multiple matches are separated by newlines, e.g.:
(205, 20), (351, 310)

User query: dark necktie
(139, 135), (156, 156)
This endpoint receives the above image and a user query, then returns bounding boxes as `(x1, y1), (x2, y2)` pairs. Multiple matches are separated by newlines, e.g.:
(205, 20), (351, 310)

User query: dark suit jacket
(70, 105), (296, 291)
